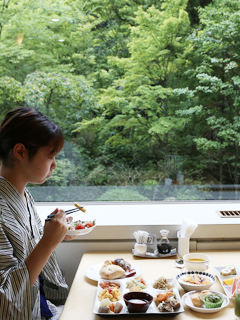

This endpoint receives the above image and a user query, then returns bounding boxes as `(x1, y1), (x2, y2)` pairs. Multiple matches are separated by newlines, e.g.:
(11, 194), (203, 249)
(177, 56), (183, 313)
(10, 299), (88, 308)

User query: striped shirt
(0, 177), (69, 320)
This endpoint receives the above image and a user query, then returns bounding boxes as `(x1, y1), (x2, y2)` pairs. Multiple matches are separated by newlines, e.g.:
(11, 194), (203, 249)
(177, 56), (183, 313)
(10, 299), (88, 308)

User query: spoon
(175, 259), (184, 269)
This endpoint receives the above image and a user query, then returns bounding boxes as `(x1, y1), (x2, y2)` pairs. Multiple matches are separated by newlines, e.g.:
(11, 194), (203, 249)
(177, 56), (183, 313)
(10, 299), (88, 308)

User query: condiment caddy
(132, 229), (176, 258)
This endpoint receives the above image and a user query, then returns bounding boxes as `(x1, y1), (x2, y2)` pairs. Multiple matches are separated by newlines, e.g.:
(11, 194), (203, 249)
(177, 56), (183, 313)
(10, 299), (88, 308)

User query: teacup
(183, 253), (211, 271)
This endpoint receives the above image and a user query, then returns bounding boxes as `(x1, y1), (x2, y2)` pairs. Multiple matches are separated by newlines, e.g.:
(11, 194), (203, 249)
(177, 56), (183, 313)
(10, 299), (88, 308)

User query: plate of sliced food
(85, 258), (141, 281)
(182, 290), (229, 313)
(213, 265), (240, 300)
(65, 202), (96, 236)
(93, 276), (185, 315)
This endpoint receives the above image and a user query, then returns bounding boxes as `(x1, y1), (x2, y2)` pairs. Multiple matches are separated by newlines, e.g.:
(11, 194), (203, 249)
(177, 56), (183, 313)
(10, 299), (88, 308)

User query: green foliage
(97, 187), (150, 201)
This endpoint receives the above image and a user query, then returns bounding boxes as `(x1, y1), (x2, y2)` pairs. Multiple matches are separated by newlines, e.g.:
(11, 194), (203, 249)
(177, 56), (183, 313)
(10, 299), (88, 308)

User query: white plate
(182, 290), (229, 313)
(213, 266), (240, 300)
(85, 263), (141, 281)
(93, 278), (185, 315)
(66, 225), (96, 236)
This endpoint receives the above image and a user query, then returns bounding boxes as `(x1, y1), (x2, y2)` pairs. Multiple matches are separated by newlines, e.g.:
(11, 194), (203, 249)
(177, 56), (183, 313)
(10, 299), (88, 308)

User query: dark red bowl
(123, 291), (153, 313)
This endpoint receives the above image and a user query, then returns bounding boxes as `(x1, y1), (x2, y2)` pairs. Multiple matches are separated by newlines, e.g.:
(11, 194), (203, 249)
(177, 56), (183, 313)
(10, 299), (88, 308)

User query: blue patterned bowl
(176, 271), (216, 291)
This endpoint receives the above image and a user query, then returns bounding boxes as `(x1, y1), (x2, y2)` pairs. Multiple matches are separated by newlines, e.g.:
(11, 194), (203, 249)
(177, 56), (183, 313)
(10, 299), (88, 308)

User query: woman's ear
(13, 143), (27, 161)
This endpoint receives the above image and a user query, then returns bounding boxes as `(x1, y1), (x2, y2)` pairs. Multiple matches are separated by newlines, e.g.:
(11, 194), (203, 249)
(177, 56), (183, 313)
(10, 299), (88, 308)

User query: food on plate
(99, 258), (133, 279)
(100, 298), (111, 307)
(99, 281), (121, 289)
(98, 287), (121, 302)
(190, 290), (212, 307)
(154, 291), (174, 303)
(110, 302), (123, 313)
(231, 277), (240, 297)
(100, 265), (125, 280)
(114, 257), (131, 271)
(153, 277), (174, 290)
(181, 274), (211, 285)
(202, 294), (224, 308)
(98, 300), (123, 314)
(66, 216), (96, 230)
(126, 278), (146, 292)
(98, 306), (109, 313)
(223, 276), (240, 286)
(220, 265), (236, 276)
(74, 202), (86, 212)
(154, 292), (180, 312)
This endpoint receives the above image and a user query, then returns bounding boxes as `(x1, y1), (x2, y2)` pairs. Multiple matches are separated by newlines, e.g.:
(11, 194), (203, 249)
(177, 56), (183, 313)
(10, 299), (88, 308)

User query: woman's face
(25, 146), (57, 184)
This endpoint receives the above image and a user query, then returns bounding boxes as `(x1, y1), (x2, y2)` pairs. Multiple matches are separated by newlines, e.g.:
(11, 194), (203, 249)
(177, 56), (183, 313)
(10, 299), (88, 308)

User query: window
(1, 0), (240, 202)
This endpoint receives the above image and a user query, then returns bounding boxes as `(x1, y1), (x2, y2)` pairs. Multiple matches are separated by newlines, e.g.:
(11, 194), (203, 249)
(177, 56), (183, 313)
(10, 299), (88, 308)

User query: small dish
(176, 271), (216, 291)
(182, 290), (229, 313)
(183, 253), (211, 271)
(175, 259), (184, 269)
(123, 291), (153, 313)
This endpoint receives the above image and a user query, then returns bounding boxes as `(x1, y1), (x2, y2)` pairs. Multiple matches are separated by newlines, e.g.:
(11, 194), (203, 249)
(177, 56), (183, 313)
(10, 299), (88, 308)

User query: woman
(0, 107), (73, 319)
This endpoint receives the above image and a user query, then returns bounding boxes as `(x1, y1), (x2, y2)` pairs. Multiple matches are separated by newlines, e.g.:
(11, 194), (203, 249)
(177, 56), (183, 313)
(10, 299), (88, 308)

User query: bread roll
(100, 265), (125, 280)
(190, 292), (203, 307)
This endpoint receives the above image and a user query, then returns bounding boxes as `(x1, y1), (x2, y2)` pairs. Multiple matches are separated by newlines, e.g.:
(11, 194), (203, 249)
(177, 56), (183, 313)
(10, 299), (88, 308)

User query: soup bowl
(123, 292), (153, 313)
(183, 253), (211, 271)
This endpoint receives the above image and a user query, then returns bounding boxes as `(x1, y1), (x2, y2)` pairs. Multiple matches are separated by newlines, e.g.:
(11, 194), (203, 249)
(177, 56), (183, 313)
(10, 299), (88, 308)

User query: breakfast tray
(93, 277), (185, 315)
(132, 248), (177, 258)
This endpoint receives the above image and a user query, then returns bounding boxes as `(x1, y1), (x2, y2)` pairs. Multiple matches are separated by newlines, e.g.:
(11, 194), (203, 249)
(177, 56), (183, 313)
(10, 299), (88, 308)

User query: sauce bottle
(157, 230), (172, 254)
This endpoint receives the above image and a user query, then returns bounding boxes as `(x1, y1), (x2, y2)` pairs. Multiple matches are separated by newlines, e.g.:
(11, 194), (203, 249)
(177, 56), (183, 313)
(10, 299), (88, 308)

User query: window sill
(36, 200), (240, 240)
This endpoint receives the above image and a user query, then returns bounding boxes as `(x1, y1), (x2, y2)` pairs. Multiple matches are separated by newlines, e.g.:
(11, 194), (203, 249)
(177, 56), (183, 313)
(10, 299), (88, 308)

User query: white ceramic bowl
(183, 253), (211, 271)
(176, 271), (216, 292)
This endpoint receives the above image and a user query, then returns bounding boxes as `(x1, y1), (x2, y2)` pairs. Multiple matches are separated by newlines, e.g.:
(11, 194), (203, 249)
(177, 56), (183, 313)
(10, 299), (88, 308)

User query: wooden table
(60, 250), (237, 319)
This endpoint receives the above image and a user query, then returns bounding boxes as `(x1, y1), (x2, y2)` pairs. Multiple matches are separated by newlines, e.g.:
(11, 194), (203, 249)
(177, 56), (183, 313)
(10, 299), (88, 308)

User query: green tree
(76, 0), (192, 168)
(178, 0), (240, 184)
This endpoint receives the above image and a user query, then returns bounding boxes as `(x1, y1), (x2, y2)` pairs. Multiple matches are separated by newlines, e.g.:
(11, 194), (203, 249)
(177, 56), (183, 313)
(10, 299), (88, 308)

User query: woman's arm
(25, 209), (67, 286)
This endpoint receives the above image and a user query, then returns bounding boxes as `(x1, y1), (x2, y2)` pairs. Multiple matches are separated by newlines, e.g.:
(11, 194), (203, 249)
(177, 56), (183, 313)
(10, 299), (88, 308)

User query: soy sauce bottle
(157, 230), (172, 254)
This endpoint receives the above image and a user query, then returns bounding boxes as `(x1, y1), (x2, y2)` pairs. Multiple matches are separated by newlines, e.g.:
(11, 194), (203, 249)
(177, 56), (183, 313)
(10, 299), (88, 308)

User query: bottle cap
(160, 229), (169, 236)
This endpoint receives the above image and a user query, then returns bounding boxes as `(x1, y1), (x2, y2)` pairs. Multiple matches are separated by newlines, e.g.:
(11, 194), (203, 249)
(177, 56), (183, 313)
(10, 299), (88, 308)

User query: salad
(67, 216), (96, 230)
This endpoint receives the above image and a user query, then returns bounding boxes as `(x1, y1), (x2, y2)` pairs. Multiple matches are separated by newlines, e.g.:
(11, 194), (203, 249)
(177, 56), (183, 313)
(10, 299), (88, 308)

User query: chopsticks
(45, 206), (85, 222)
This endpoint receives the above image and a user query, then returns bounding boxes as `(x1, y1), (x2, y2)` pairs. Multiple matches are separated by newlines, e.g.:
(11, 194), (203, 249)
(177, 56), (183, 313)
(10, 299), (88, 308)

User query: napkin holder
(177, 230), (189, 258)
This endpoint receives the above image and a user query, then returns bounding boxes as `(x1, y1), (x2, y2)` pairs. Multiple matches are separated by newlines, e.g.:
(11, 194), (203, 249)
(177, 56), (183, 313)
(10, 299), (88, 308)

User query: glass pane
(1, 0), (239, 201)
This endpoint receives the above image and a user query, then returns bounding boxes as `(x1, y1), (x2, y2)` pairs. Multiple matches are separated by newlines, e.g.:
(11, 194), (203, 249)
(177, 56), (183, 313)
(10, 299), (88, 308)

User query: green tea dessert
(202, 294), (223, 308)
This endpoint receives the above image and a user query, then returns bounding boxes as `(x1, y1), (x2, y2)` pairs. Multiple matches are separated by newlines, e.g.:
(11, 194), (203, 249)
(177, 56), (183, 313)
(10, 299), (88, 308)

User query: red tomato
(75, 224), (85, 229)
(85, 222), (93, 228)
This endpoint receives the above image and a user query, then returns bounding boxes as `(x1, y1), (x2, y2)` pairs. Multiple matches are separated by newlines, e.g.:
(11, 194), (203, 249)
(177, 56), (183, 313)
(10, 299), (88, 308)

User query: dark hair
(0, 107), (64, 166)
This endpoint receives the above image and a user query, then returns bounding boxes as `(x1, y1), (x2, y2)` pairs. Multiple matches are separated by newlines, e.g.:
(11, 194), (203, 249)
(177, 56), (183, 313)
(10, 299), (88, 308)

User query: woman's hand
(43, 208), (68, 249)
(64, 235), (76, 241)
